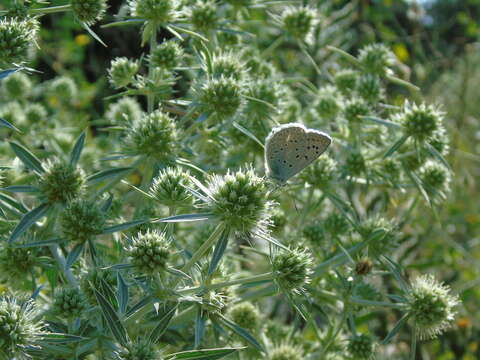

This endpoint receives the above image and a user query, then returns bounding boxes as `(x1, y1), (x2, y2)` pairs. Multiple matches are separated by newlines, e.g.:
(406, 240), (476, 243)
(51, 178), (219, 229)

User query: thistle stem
(147, 25), (158, 113)
(49, 244), (79, 288)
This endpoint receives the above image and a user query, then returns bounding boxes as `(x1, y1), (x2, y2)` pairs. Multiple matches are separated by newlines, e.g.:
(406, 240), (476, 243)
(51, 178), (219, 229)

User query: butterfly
(265, 123), (332, 184)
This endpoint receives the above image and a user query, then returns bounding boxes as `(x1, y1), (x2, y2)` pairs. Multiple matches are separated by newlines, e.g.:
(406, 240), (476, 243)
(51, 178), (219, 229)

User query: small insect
(265, 123), (332, 184)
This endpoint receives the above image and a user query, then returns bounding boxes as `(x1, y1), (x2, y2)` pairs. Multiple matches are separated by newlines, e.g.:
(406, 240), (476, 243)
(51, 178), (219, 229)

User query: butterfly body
(265, 123), (332, 184)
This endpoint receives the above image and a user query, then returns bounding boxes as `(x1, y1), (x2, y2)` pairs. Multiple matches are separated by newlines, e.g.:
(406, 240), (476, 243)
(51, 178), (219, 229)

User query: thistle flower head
(272, 247), (313, 292)
(396, 102), (444, 142)
(300, 154), (337, 188)
(269, 343), (303, 360)
(0, 245), (37, 284)
(358, 43), (396, 76)
(206, 167), (272, 234)
(2, 71), (31, 99)
(196, 76), (243, 120)
(357, 74), (384, 103)
(108, 57), (139, 88)
(314, 86), (342, 120)
(80, 268), (117, 304)
(354, 258), (374, 276)
(126, 230), (171, 275)
(359, 216), (398, 256)
(0, 101), (25, 125)
(280, 6), (317, 42)
(245, 79), (286, 121)
(124, 109), (178, 160)
(25, 103), (48, 124)
(116, 339), (159, 360)
(0, 18), (36, 68)
(210, 51), (246, 81)
(347, 333), (376, 359)
(343, 98), (369, 124)
(129, 0), (179, 23)
(419, 161), (451, 202)
(150, 40), (184, 70)
(50, 76), (78, 104)
(228, 302), (260, 331)
(303, 223), (323, 246)
(407, 275), (460, 339)
(334, 69), (359, 94)
(0, 297), (44, 359)
(189, 1), (218, 32)
(53, 287), (88, 318)
(38, 159), (86, 204)
(343, 150), (366, 177)
(324, 212), (350, 237)
(60, 198), (106, 244)
(149, 166), (194, 207)
(71, 0), (108, 25)
(106, 97), (143, 124)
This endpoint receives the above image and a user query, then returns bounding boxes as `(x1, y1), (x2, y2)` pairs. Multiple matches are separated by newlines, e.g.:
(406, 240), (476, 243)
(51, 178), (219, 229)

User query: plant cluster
(0, 1), (463, 359)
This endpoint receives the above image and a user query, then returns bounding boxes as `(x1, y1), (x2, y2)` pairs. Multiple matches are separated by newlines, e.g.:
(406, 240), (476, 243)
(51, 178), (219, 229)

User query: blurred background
(1, 0), (479, 358)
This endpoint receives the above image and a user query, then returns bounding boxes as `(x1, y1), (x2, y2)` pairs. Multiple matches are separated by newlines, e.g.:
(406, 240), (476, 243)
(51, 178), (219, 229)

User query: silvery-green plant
(0, 1), (463, 359)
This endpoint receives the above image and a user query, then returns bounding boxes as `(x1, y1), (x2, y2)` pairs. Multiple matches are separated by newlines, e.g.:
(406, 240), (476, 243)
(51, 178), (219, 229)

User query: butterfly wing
(265, 123), (332, 183)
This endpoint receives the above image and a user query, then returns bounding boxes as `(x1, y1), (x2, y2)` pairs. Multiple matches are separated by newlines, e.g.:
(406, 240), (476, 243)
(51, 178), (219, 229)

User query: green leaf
(425, 143), (451, 171)
(165, 347), (242, 360)
(65, 243), (84, 269)
(382, 313), (410, 344)
(1, 185), (40, 193)
(232, 121), (265, 149)
(9, 203), (50, 244)
(87, 167), (133, 184)
(167, 24), (209, 42)
(0, 193), (28, 214)
(93, 289), (128, 346)
(100, 193), (114, 213)
(36, 333), (86, 344)
(149, 305), (177, 343)
(208, 228), (230, 276)
(194, 307), (207, 348)
(102, 218), (149, 234)
(0, 68), (21, 80)
(9, 142), (45, 174)
(154, 213), (215, 223)
(216, 315), (265, 352)
(361, 116), (401, 129)
(117, 272), (129, 315)
(70, 131), (86, 167)
(14, 238), (63, 248)
(0, 117), (19, 131)
(383, 135), (409, 158)
(101, 19), (145, 28)
(81, 22), (107, 47)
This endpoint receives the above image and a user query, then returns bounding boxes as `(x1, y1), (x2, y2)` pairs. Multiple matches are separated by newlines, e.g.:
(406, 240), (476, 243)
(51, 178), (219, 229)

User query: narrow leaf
(384, 135), (409, 158)
(361, 116), (401, 129)
(9, 203), (50, 244)
(14, 238), (63, 248)
(100, 193), (114, 213)
(195, 308), (207, 348)
(70, 131), (86, 166)
(0, 68), (21, 80)
(117, 272), (129, 315)
(232, 121), (265, 149)
(154, 213), (214, 223)
(9, 142), (45, 173)
(1, 185), (39, 193)
(0, 193), (28, 213)
(208, 228), (230, 275)
(37, 333), (86, 344)
(382, 313), (410, 344)
(425, 143), (451, 171)
(65, 243), (84, 269)
(87, 167), (132, 184)
(93, 289), (128, 345)
(166, 347), (241, 360)
(102, 218), (149, 234)
(0, 117), (19, 131)
(149, 305), (177, 343)
(82, 22), (107, 47)
(217, 315), (265, 352)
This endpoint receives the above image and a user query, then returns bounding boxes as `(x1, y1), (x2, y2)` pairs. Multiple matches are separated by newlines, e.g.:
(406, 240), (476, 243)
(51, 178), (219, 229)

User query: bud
(197, 76), (243, 120)
(280, 6), (317, 42)
(106, 97), (143, 124)
(358, 216), (398, 256)
(53, 287), (88, 318)
(50, 76), (78, 104)
(314, 86), (342, 120)
(302, 223), (323, 246)
(189, 1), (218, 32)
(60, 199), (106, 243)
(357, 74), (384, 103)
(300, 154), (337, 188)
(334, 69), (358, 94)
(0, 297), (44, 359)
(354, 258), (373, 276)
(245, 79), (286, 122)
(0, 18), (36, 68)
(150, 40), (184, 70)
(149, 167), (194, 208)
(129, 0), (179, 23)
(210, 51), (246, 81)
(207, 167), (271, 233)
(38, 159), (86, 204)
(116, 339), (159, 360)
(396, 102), (443, 142)
(343, 98), (369, 124)
(0, 245), (36, 283)
(407, 275), (460, 339)
(25, 103), (48, 123)
(358, 43), (396, 76)
(2, 71), (31, 99)
(273, 247), (313, 292)
(228, 302), (260, 331)
(269, 343), (303, 360)
(0, 101), (25, 126)
(108, 57), (139, 88)
(71, 0), (108, 25)
(126, 230), (171, 275)
(124, 109), (178, 160)
(343, 150), (366, 177)
(347, 333), (375, 359)
(419, 161), (451, 202)
(324, 212), (350, 237)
